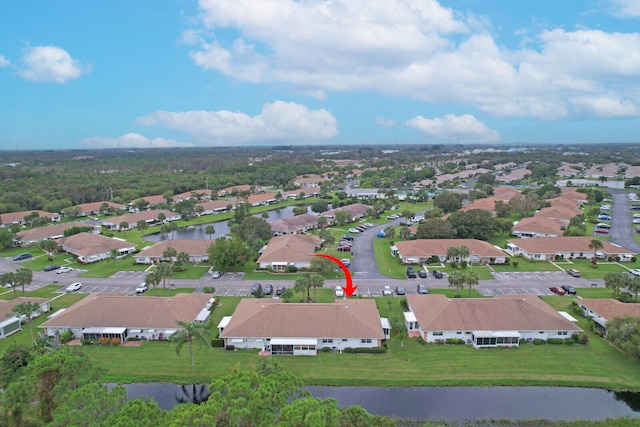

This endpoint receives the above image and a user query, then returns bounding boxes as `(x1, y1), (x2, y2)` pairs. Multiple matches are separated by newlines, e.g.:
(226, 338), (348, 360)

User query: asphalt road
(609, 188), (640, 253)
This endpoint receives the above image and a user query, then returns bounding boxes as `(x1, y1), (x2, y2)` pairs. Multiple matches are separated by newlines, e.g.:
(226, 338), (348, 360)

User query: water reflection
(175, 384), (210, 405)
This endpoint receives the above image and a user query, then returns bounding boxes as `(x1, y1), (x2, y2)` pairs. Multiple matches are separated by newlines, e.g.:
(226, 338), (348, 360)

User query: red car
(550, 287), (566, 295)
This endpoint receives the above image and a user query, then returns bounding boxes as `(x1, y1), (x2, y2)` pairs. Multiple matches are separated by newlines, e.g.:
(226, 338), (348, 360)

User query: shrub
(449, 261), (458, 270)
(109, 337), (121, 346)
(126, 337), (140, 342)
(519, 338), (527, 345)
(211, 338), (225, 348)
(572, 332), (581, 343)
(512, 260), (519, 268)
(99, 337), (109, 346)
(400, 298), (409, 311)
(564, 339), (574, 345)
(445, 338), (465, 345)
(203, 286), (215, 294)
(343, 347), (354, 354)
(546, 338), (564, 345)
(352, 347), (386, 354)
(81, 339), (94, 345)
(60, 330), (74, 344)
(287, 265), (298, 273)
(427, 255), (440, 265)
(459, 261), (468, 270)
(581, 334), (589, 345)
(321, 347), (332, 353)
(416, 336), (426, 346)
(532, 339), (546, 345)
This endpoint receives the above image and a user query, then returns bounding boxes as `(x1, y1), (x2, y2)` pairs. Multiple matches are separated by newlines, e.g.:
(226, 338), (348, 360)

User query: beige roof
(257, 234), (321, 263)
(59, 233), (135, 256)
(323, 203), (371, 218)
(395, 239), (506, 259)
(104, 209), (176, 225)
(0, 297), (49, 319)
(221, 298), (384, 339)
(496, 168), (531, 182)
(536, 205), (579, 221)
(578, 299), (640, 321)
(40, 293), (211, 329)
(218, 184), (254, 196)
(270, 213), (318, 234)
(407, 294), (581, 332)
(75, 201), (126, 213)
(134, 195), (166, 205)
(459, 188), (522, 214)
(1, 210), (58, 224)
(248, 192), (278, 204)
(512, 216), (567, 235)
(137, 240), (212, 257)
(198, 199), (234, 211)
(16, 222), (97, 242)
(294, 174), (328, 184)
(507, 236), (634, 255)
(175, 189), (213, 199)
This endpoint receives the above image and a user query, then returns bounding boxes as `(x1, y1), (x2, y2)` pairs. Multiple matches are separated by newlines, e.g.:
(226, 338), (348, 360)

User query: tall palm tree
(458, 245), (470, 266)
(446, 246), (460, 263)
(204, 225), (216, 240)
(145, 270), (161, 297)
(589, 239), (604, 265)
(12, 301), (42, 347)
(156, 263), (173, 296)
(162, 246), (177, 263)
(170, 320), (212, 366)
(604, 272), (625, 298)
(447, 271), (465, 298)
(464, 271), (480, 298)
(14, 268), (32, 297)
(627, 276), (640, 302)
(1, 272), (17, 298)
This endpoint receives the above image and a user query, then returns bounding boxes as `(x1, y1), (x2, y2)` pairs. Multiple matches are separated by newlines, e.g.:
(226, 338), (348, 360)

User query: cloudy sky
(1, 0), (639, 149)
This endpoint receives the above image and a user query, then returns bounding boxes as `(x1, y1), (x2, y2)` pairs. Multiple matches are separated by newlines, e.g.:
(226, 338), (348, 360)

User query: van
(13, 253), (31, 261)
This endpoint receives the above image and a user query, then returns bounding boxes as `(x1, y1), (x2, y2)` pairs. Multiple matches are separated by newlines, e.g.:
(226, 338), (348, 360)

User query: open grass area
(563, 259), (637, 279)
(492, 257), (564, 272)
(374, 236), (405, 278)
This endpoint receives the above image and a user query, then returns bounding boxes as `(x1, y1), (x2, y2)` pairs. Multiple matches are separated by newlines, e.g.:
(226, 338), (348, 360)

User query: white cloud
(18, 45), (91, 83)
(0, 55), (10, 67)
(186, 0), (640, 120)
(79, 133), (194, 149)
(137, 101), (338, 145)
(375, 117), (396, 127)
(609, 0), (640, 17)
(406, 114), (499, 143)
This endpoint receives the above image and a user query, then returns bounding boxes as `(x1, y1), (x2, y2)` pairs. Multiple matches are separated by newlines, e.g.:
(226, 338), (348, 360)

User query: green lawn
(374, 236), (405, 278)
(492, 258), (564, 272)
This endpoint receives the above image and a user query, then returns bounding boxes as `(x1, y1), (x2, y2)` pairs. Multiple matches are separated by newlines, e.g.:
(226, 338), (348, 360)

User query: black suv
(432, 270), (443, 279)
(406, 267), (417, 279)
(418, 270), (427, 278)
(417, 284), (429, 294)
(44, 265), (60, 272)
(13, 253), (31, 261)
(263, 284), (273, 296)
(250, 283), (262, 297)
(561, 285), (577, 295)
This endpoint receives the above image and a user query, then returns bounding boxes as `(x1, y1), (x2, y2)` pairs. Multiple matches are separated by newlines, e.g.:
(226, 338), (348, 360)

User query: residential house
(135, 240), (212, 264)
(247, 192), (279, 207)
(576, 298), (640, 335)
(511, 216), (567, 238)
(405, 294), (581, 348)
(344, 188), (383, 199)
(321, 203), (371, 224)
(257, 234), (322, 270)
(293, 174), (328, 189)
(271, 213), (319, 236)
(198, 199), (235, 215)
(218, 298), (387, 355)
(218, 185), (264, 197)
(0, 297), (51, 339)
(0, 210), (60, 228)
(175, 189), (213, 201)
(15, 222), (100, 245)
(102, 209), (178, 231)
(495, 167), (531, 183)
(459, 187), (522, 215)
(132, 195), (167, 207)
(284, 189), (317, 199)
(73, 201), (126, 217)
(505, 236), (634, 261)
(59, 233), (136, 263)
(393, 239), (507, 265)
(40, 293), (214, 342)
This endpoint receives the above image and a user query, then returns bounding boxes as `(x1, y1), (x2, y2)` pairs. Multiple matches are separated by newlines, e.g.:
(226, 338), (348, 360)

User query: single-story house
(270, 213), (319, 236)
(511, 216), (567, 238)
(135, 240), (212, 264)
(0, 210), (61, 228)
(247, 192), (279, 206)
(405, 294), (582, 348)
(218, 298), (388, 355)
(575, 298), (640, 335)
(175, 189), (213, 201)
(73, 201), (126, 217)
(293, 174), (328, 189)
(0, 297), (51, 339)
(505, 236), (635, 261)
(40, 293), (214, 342)
(344, 188), (383, 199)
(394, 239), (507, 265)
(321, 203), (372, 224)
(257, 234), (322, 270)
(15, 222), (100, 245)
(284, 189), (318, 199)
(58, 233), (136, 263)
(217, 184), (263, 197)
(102, 209), (179, 231)
(131, 195), (167, 207)
(198, 199), (234, 215)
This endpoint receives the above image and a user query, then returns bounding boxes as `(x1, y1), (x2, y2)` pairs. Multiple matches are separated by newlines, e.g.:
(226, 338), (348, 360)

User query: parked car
(417, 284), (429, 294)
(406, 267), (417, 278)
(382, 285), (393, 296)
(594, 228), (609, 234)
(633, 219), (640, 224)
(44, 265), (60, 272)
(341, 236), (354, 241)
(566, 269), (581, 278)
(386, 214), (399, 220)
(561, 285), (576, 295)
(135, 283), (148, 294)
(395, 285), (406, 295)
(66, 282), (83, 292)
(13, 253), (31, 261)
(550, 286), (566, 295)
(250, 283), (262, 296)
(418, 269), (427, 278)
(334, 286), (344, 297)
(636, 226), (640, 233)
(597, 215), (611, 221)
(57, 267), (73, 274)
(348, 228), (361, 233)
(337, 246), (351, 252)
(629, 269), (640, 277)
(263, 284), (273, 296)
(432, 270), (443, 279)
(363, 223), (374, 227)
(211, 271), (223, 279)
(341, 258), (351, 267)
(275, 286), (285, 296)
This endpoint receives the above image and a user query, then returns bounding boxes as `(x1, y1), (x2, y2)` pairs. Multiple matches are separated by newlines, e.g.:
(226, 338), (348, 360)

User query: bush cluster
(342, 347), (386, 354)
(445, 338), (465, 345)
(203, 286), (215, 294)
(211, 338), (225, 348)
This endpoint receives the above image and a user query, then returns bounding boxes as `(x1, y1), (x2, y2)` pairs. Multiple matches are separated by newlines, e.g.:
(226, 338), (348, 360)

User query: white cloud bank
(0, 55), (10, 67)
(186, 0), (640, 120)
(18, 45), (91, 83)
(137, 101), (338, 145)
(406, 114), (499, 143)
(79, 133), (194, 149)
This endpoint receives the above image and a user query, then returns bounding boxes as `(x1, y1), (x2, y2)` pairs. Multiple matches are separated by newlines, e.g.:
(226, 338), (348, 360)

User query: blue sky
(1, 0), (639, 150)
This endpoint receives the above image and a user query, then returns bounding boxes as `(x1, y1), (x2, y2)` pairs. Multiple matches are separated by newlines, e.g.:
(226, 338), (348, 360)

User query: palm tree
(604, 272), (625, 298)
(162, 246), (177, 263)
(145, 270), (161, 297)
(156, 263), (173, 296)
(589, 239), (604, 265)
(14, 268), (32, 297)
(170, 320), (212, 366)
(2, 272), (17, 298)
(12, 301), (42, 347)
(136, 220), (148, 238)
(384, 226), (395, 240)
(464, 271), (480, 298)
(447, 271), (465, 298)
(119, 221), (129, 235)
(204, 225), (216, 240)
(446, 246), (460, 263)
(169, 222), (178, 240)
(308, 273), (324, 302)
(627, 276), (640, 302)
(109, 248), (119, 265)
(458, 245), (470, 266)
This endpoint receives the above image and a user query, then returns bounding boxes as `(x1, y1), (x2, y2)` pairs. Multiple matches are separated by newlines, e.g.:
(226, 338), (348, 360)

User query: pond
(118, 383), (640, 421)
(144, 205), (311, 242)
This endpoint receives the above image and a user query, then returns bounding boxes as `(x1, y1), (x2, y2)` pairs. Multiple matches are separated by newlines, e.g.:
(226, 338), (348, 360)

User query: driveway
(608, 189), (640, 253)
(349, 219), (400, 280)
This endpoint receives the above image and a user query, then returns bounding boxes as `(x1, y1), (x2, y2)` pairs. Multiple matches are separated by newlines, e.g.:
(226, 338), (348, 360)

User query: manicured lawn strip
(374, 237), (405, 278)
(575, 287), (614, 298)
(432, 265), (494, 280)
(562, 259), (634, 279)
(492, 258), (563, 272)
(77, 255), (149, 278)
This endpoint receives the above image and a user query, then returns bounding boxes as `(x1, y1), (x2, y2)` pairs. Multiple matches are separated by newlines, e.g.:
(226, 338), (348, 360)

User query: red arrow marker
(313, 254), (358, 297)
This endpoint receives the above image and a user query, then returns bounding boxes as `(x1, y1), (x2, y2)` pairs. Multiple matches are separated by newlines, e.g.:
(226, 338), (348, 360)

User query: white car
(382, 285), (393, 296)
(629, 269), (640, 277)
(633, 219), (640, 224)
(363, 223), (374, 227)
(334, 286), (345, 297)
(348, 228), (361, 233)
(66, 282), (82, 292)
(135, 283), (148, 294)
(57, 267), (73, 274)
(386, 214), (399, 220)
(211, 271), (223, 279)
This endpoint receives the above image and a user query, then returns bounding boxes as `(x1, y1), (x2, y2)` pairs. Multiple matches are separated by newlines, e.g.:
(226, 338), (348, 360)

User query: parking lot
(491, 271), (568, 281)
(478, 286), (556, 297)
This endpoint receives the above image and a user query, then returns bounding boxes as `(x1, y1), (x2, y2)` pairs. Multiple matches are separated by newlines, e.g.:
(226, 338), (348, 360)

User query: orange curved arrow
(313, 254), (358, 297)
